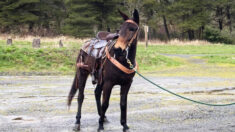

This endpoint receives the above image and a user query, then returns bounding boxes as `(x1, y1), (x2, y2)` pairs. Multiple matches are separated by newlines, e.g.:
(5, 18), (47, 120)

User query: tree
(0, 0), (40, 33)
(211, 0), (234, 32)
(0, 0), (66, 36)
(168, 0), (210, 40)
(62, 0), (123, 37)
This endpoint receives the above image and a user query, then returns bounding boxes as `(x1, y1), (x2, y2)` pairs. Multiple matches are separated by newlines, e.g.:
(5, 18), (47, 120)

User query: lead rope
(128, 60), (235, 106)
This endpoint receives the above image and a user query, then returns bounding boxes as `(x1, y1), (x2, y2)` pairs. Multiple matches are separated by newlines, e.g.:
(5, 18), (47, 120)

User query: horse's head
(115, 9), (139, 50)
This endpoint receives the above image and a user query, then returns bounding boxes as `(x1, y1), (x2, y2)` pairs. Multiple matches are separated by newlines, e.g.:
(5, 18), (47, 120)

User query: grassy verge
(0, 40), (235, 75)
(137, 46), (184, 71)
(137, 44), (235, 54)
(200, 55), (235, 65)
(0, 45), (185, 75)
(0, 46), (78, 75)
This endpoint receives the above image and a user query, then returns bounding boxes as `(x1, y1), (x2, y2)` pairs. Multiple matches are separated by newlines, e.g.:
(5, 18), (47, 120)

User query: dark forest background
(0, 0), (234, 43)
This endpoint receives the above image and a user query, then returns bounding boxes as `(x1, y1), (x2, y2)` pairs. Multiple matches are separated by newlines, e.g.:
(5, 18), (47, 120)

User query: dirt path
(0, 76), (235, 132)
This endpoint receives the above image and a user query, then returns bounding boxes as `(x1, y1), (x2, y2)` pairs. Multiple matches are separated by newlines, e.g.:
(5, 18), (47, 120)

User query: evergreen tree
(0, 0), (40, 33)
(168, 0), (210, 40)
(0, 0), (65, 35)
(62, 0), (123, 37)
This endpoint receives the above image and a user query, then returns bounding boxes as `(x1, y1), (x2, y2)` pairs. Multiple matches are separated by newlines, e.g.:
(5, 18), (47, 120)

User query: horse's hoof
(104, 116), (109, 123)
(97, 125), (104, 132)
(123, 124), (129, 132)
(73, 124), (80, 131)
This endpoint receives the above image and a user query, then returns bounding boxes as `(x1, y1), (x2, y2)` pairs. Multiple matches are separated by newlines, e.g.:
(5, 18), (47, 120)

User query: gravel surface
(0, 75), (235, 132)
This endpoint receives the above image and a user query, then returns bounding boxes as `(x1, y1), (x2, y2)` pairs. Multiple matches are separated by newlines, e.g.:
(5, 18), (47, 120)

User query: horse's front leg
(74, 70), (89, 131)
(95, 83), (102, 116)
(98, 81), (113, 131)
(120, 82), (132, 131)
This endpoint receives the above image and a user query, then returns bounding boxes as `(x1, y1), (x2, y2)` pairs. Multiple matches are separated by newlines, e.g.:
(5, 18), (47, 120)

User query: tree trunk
(188, 30), (194, 40)
(216, 7), (223, 31)
(219, 19), (223, 31)
(226, 5), (232, 33)
(107, 25), (110, 32)
(162, 15), (170, 40)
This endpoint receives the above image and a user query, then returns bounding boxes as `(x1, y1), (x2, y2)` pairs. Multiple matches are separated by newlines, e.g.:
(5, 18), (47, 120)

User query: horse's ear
(118, 9), (129, 21)
(133, 9), (139, 24)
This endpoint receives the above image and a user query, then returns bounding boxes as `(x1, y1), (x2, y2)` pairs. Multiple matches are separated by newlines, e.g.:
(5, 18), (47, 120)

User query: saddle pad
(94, 40), (107, 48)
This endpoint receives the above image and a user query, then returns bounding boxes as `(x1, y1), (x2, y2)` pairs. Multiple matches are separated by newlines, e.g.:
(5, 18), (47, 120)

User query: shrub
(203, 27), (233, 44)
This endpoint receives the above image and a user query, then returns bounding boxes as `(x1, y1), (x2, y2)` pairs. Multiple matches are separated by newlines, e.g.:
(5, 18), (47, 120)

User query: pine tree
(0, 0), (40, 33)
(168, 0), (210, 40)
(62, 0), (123, 37)
(0, 0), (66, 35)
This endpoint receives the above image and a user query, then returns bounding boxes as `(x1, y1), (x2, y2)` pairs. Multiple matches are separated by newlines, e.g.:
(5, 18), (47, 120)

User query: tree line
(0, 0), (234, 43)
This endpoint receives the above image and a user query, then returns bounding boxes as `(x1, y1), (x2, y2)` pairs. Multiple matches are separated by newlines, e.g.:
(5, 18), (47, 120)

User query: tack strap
(126, 20), (138, 26)
(105, 47), (138, 74)
(125, 20), (139, 47)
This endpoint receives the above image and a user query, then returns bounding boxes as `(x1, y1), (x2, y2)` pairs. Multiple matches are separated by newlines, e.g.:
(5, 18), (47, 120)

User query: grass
(136, 46), (184, 71)
(0, 45), (183, 74)
(0, 46), (78, 74)
(138, 44), (235, 54)
(201, 55), (235, 65)
(0, 37), (235, 75)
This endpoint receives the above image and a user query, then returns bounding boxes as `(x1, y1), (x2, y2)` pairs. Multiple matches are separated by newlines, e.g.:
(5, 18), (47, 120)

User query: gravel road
(0, 75), (235, 132)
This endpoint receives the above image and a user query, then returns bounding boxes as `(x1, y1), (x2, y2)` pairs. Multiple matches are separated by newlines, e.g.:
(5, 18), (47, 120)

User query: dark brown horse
(68, 9), (139, 131)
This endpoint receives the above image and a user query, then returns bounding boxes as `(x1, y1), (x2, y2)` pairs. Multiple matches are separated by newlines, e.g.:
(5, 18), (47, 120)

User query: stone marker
(59, 40), (63, 47)
(32, 38), (40, 48)
(7, 38), (12, 45)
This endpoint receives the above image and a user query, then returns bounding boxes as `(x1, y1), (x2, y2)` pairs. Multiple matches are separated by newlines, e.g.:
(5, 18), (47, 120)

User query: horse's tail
(67, 73), (79, 108)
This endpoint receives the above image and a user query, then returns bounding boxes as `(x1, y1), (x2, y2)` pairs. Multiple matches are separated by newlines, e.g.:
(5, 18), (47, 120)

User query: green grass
(138, 44), (235, 54)
(0, 46), (79, 74)
(201, 55), (235, 64)
(0, 39), (81, 49)
(136, 46), (183, 71)
(0, 41), (235, 75)
(0, 45), (183, 74)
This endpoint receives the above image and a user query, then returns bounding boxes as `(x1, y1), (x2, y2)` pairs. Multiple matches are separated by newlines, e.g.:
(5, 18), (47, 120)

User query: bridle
(125, 20), (139, 47)
(105, 19), (139, 74)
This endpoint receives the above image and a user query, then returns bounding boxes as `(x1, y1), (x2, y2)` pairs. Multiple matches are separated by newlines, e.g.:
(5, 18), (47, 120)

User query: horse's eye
(129, 27), (136, 31)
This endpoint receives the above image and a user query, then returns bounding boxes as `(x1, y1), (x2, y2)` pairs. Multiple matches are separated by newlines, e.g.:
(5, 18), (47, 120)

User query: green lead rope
(134, 70), (235, 107)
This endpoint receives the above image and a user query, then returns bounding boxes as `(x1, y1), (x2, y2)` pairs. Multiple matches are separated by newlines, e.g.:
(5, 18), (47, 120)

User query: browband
(125, 20), (138, 27)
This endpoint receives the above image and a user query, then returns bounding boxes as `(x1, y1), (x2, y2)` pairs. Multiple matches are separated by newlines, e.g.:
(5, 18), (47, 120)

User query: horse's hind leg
(74, 69), (89, 131)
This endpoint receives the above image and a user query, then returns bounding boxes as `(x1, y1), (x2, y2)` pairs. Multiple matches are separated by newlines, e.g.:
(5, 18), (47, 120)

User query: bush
(203, 27), (233, 44)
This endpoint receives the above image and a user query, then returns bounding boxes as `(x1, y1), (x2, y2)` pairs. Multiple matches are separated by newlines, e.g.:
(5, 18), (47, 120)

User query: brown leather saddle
(82, 31), (118, 58)
(79, 31), (118, 84)
(97, 31), (119, 41)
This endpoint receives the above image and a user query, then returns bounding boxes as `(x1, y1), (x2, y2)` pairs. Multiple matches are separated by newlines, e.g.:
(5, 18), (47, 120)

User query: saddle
(80, 31), (118, 84)
(82, 31), (118, 58)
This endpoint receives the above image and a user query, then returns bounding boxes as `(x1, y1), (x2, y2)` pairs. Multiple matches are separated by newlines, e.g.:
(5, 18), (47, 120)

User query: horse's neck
(111, 39), (137, 66)
(127, 40), (137, 65)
